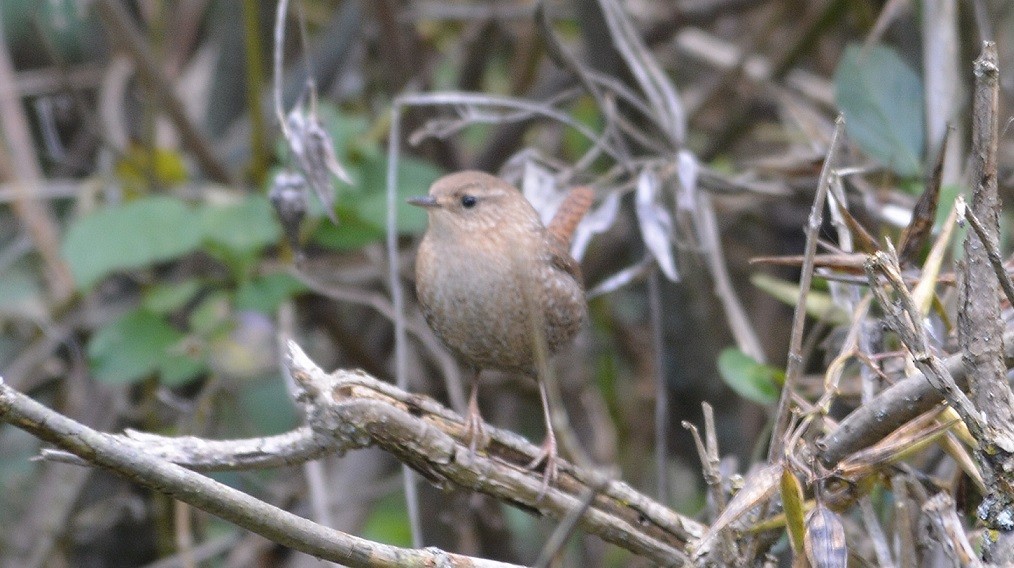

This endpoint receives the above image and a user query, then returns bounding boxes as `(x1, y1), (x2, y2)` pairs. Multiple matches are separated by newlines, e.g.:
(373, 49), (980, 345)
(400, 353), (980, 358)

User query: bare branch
(0, 377), (521, 568)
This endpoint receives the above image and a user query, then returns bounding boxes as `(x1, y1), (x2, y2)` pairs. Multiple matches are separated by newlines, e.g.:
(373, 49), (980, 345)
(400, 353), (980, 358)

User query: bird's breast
(415, 232), (585, 373)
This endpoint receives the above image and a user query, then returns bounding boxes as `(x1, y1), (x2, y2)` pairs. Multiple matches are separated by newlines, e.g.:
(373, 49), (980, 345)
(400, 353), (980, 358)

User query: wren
(409, 170), (592, 493)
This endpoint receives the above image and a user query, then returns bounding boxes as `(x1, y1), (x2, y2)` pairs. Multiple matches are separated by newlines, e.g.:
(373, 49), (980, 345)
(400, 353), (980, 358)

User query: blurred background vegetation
(0, 0), (1011, 566)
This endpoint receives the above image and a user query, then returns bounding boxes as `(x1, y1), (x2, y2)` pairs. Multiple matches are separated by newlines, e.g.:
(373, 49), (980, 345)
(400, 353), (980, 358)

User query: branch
(960, 41), (1014, 454)
(30, 341), (706, 565)
(817, 328), (1014, 467)
(0, 377), (519, 568)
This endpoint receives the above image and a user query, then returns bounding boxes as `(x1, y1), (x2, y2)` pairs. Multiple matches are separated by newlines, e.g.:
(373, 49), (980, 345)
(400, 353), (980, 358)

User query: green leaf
(199, 195), (281, 256)
(188, 291), (233, 337)
(115, 145), (189, 194)
(717, 347), (783, 405)
(62, 196), (202, 290)
(310, 207), (385, 250)
(88, 309), (204, 385)
(750, 273), (849, 325)
(354, 155), (443, 235)
(781, 468), (808, 557)
(142, 279), (203, 314)
(835, 44), (924, 177)
(235, 377), (298, 435)
(235, 273), (307, 313)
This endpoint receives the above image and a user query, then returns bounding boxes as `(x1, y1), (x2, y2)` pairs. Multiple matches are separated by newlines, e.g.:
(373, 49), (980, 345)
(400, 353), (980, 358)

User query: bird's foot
(464, 406), (488, 457)
(526, 434), (559, 499)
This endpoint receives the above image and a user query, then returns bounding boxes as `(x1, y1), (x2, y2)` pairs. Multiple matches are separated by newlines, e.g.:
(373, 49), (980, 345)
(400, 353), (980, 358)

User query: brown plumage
(409, 171), (591, 493)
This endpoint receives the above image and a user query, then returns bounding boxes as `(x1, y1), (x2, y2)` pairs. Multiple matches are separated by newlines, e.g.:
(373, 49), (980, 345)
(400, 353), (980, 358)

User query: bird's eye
(460, 195), (477, 208)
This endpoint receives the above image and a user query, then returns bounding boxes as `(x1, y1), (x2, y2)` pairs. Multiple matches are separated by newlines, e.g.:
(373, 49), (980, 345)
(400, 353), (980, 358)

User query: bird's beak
(407, 195), (440, 208)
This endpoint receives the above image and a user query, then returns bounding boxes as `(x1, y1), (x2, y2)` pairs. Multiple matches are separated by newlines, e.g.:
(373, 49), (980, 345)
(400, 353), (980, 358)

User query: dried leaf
(522, 160), (564, 227)
(897, 127), (950, 264)
(597, 0), (686, 145)
(586, 255), (652, 299)
(691, 462), (781, 560)
(804, 504), (847, 568)
(571, 191), (620, 261)
(832, 198), (880, 254)
(635, 169), (679, 281)
(675, 149), (700, 212)
(286, 102), (353, 223)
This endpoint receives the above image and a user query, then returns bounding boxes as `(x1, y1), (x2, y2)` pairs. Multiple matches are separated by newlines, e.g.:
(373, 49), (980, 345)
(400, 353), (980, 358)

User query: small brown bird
(409, 171), (592, 492)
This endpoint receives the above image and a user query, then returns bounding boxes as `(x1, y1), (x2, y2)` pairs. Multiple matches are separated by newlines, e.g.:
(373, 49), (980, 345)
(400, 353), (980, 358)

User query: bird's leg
(464, 370), (487, 455)
(526, 379), (559, 497)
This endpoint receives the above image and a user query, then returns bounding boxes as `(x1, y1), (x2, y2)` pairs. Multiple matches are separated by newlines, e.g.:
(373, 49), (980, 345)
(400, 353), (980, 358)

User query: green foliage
(114, 145), (189, 195)
(61, 196), (203, 290)
(835, 44), (925, 178)
(235, 378), (298, 435)
(361, 493), (414, 547)
(88, 309), (205, 386)
(352, 154), (439, 235)
(142, 279), (203, 314)
(199, 195), (281, 258)
(717, 348), (783, 405)
(235, 273), (307, 314)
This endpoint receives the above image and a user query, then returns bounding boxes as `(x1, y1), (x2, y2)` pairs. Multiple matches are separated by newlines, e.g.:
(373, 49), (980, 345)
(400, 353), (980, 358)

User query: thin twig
(864, 249), (985, 435)
(94, 0), (235, 185)
(0, 25), (74, 302)
(649, 269), (669, 503)
(533, 480), (607, 568)
(957, 196), (1014, 309)
(769, 116), (845, 461)
(960, 41), (1014, 454)
(382, 101), (423, 548)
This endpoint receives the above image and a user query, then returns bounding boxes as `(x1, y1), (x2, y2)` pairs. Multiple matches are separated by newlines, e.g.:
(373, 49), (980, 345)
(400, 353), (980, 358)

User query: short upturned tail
(546, 186), (594, 247)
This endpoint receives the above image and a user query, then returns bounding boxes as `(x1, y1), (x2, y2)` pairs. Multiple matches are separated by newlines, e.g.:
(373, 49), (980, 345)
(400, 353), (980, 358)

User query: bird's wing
(547, 233), (583, 284)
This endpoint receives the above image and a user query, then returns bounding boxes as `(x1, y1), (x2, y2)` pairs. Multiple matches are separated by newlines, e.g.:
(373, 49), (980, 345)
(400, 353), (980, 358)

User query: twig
(682, 404), (736, 561)
(382, 101), (423, 548)
(865, 249), (985, 435)
(272, 0), (290, 136)
(957, 196), (1014, 309)
(94, 0), (235, 185)
(534, 481), (607, 568)
(817, 329), (1014, 467)
(960, 42), (1014, 540)
(0, 377), (521, 568)
(0, 25), (75, 302)
(285, 342), (700, 563)
(769, 116), (845, 460)
(696, 191), (765, 361)
(859, 497), (895, 568)
(41, 426), (336, 470)
(920, 493), (982, 567)
(961, 42), (1012, 440)
(649, 269), (670, 503)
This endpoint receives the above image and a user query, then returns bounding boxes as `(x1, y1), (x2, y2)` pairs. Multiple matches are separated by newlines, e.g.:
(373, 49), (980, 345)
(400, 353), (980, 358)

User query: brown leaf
(896, 127), (950, 264)
(834, 200), (880, 254)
